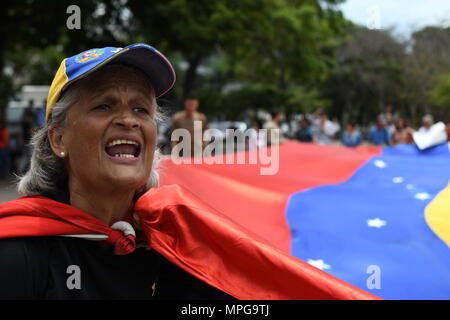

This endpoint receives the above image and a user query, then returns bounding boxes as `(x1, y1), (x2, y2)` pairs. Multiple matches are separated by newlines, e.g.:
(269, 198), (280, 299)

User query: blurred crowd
(160, 97), (450, 156)
(284, 106), (449, 148)
(1, 98), (450, 177)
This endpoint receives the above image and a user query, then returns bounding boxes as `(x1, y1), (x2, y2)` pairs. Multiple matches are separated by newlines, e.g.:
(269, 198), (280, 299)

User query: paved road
(0, 176), (20, 203)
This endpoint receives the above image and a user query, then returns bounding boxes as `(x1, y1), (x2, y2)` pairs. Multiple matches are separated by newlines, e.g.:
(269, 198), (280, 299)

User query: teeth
(113, 154), (136, 158)
(106, 139), (139, 147)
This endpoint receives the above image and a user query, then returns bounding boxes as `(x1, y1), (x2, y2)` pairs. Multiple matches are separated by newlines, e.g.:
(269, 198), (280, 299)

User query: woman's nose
(113, 110), (140, 129)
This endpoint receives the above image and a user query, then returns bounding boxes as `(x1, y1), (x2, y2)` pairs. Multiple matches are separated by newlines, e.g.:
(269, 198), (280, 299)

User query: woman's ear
(48, 125), (67, 158)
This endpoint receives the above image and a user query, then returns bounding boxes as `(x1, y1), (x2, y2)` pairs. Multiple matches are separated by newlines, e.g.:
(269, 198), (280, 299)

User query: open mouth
(105, 139), (141, 159)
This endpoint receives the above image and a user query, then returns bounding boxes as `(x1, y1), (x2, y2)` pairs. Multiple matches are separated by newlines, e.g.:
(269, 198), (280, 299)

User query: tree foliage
(431, 73), (450, 110)
(128, 0), (347, 105)
(2, 1), (450, 125)
(0, 0), (129, 110)
(324, 26), (405, 124)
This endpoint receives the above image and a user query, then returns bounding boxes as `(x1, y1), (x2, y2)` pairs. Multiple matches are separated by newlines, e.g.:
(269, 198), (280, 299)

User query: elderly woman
(0, 45), (381, 301)
(0, 44), (231, 299)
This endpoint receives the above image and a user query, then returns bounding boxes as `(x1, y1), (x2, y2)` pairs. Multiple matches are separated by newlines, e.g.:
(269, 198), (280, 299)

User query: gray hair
(17, 66), (163, 200)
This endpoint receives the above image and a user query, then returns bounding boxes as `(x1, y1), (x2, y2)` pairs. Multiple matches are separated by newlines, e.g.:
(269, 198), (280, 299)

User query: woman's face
(60, 66), (157, 193)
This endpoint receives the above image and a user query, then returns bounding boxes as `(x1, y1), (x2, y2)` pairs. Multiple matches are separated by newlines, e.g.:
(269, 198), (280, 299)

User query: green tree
(214, 0), (347, 117)
(0, 0), (131, 111)
(128, 0), (347, 106)
(128, 0), (227, 98)
(431, 73), (450, 111)
(220, 0), (347, 87)
(324, 26), (406, 125)
(402, 27), (450, 122)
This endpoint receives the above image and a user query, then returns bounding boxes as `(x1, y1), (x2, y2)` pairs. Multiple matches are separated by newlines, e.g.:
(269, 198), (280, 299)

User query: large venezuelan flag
(159, 141), (450, 300)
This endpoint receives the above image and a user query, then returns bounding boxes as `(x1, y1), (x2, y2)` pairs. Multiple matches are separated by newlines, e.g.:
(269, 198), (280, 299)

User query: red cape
(0, 184), (380, 300)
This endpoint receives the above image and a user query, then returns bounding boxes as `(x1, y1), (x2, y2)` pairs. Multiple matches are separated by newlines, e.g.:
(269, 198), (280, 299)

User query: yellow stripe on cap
(46, 59), (69, 122)
(45, 49), (132, 122)
(425, 182), (450, 247)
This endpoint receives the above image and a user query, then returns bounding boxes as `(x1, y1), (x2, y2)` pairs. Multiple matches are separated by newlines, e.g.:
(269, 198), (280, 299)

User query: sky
(339, 0), (450, 38)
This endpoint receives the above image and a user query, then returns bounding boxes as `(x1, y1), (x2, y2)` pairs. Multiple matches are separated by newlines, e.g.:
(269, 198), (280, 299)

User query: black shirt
(0, 236), (234, 300)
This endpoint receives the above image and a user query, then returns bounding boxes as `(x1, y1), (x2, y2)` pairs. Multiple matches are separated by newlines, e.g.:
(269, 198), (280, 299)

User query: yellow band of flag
(425, 182), (450, 247)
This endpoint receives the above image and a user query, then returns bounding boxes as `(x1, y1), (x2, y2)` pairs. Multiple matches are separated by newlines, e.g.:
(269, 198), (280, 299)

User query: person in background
(391, 118), (414, 145)
(20, 100), (37, 173)
(447, 121), (450, 142)
(264, 109), (287, 146)
(341, 123), (362, 147)
(170, 94), (208, 157)
(386, 118), (396, 137)
(377, 105), (392, 123)
(368, 120), (391, 146)
(8, 133), (21, 175)
(248, 119), (266, 150)
(0, 117), (10, 178)
(418, 114), (434, 134)
(312, 112), (339, 145)
(378, 105), (395, 136)
(36, 99), (47, 127)
(22, 100), (36, 144)
(295, 118), (314, 142)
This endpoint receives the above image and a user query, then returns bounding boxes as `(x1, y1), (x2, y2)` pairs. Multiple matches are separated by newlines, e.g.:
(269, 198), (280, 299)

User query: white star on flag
(307, 259), (331, 270)
(367, 218), (387, 228)
(392, 177), (404, 183)
(374, 160), (387, 168)
(415, 192), (431, 200)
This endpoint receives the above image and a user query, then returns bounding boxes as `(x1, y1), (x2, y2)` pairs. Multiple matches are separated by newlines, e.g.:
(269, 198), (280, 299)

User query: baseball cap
(46, 43), (176, 122)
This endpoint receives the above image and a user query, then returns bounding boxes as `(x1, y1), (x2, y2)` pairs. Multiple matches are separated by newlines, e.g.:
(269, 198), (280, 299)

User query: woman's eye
(134, 107), (149, 114)
(93, 104), (110, 111)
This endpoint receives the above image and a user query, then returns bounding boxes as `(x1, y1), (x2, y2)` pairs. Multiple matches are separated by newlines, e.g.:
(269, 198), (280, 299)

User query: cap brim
(110, 46), (176, 98)
(109, 46), (175, 98)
